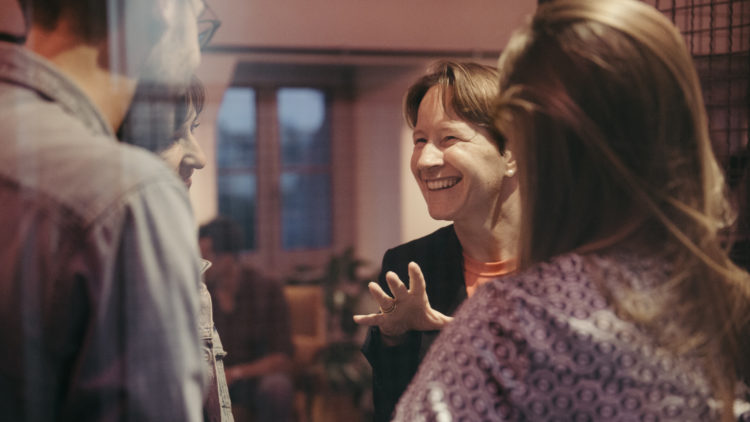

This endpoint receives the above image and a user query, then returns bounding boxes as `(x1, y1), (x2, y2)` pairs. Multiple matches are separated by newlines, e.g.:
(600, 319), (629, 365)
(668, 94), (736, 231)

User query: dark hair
(199, 216), (244, 255)
(19, 0), (175, 46)
(19, 0), (108, 41)
(173, 75), (206, 139)
(118, 76), (206, 153)
(404, 60), (505, 152)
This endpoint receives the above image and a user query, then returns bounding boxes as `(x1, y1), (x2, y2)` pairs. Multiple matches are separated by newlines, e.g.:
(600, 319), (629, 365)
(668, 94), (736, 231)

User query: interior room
(191, 2), (749, 416)
(1, 0), (747, 421)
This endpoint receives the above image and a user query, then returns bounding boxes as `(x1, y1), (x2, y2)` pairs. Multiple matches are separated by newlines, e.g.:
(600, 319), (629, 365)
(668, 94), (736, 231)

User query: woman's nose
(417, 142), (443, 169)
(185, 134), (207, 170)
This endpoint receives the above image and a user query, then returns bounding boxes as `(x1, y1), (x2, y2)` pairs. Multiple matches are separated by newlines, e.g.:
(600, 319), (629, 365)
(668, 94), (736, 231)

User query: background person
(0, 0), (210, 420)
(393, 1), (750, 421)
(353, 60), (520, 422)
(199, 217), (295, 422)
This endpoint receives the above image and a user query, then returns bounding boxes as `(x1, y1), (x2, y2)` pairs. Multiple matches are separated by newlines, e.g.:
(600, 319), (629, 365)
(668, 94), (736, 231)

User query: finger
(352, 313), (384, 326)
(385, 271), (409, 298)
(368, 282), (395, 308)
(408, 261), (427, 296)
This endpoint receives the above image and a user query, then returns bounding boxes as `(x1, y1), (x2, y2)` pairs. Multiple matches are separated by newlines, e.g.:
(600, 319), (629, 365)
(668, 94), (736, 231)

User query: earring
(507, 168), (516, 177)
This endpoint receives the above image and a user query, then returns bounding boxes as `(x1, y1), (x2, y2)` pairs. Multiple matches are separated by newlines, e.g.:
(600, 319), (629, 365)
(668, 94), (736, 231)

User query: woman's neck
(455, 199), (520, 263)
(454, 220), (518, 263)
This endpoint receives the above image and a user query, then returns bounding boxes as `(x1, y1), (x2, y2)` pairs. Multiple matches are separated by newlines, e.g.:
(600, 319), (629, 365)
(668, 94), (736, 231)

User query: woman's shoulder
(479, 252), (590, 305)
(408, 251), (716, 420)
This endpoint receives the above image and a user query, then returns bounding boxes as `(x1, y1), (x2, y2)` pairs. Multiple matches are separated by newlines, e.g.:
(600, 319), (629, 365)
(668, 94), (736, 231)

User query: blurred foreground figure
(0, 0), (210, 420)
(199, 217), (294, 422)
(394, 1), (750, 421)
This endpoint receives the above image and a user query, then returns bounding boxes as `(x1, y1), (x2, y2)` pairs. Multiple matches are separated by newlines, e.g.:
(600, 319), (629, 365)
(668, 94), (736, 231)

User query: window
(277, 88), (332, 249)
(217, 87), (258, 249)
(215, 64), (355, 273)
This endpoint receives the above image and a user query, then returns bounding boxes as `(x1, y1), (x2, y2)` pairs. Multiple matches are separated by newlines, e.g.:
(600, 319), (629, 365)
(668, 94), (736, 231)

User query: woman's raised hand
(353, 261), (453, 340)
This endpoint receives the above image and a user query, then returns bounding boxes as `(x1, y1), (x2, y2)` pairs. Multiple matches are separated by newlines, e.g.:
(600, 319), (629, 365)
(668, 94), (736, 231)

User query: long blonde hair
(494, 0), (750, 419)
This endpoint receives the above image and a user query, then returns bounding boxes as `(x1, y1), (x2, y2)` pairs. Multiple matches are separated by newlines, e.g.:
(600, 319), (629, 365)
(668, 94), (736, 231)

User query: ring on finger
(380, 301), (397, 314)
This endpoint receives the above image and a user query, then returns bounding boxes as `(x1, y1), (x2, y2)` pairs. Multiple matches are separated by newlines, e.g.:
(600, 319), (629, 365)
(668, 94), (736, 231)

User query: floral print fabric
(393, 251), (750, 421)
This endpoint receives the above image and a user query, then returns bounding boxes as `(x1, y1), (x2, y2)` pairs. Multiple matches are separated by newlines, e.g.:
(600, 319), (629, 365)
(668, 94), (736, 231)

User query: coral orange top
(463, 253), (517, 297)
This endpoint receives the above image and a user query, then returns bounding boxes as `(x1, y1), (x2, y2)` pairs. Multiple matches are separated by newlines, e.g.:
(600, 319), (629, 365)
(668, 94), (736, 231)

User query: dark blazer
(362, 225), (468, 422)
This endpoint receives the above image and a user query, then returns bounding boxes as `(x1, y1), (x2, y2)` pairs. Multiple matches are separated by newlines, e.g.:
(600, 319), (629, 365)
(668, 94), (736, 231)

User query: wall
(209, 0), (533, 52)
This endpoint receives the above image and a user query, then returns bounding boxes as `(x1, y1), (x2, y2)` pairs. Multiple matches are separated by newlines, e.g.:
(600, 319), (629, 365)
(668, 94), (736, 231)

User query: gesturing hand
(353, 261), (453, 340)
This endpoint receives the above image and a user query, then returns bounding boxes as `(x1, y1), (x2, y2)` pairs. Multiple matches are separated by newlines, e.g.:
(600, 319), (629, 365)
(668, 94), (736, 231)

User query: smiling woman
(410, 86), (512, 224)
(353, 60), (521, 422)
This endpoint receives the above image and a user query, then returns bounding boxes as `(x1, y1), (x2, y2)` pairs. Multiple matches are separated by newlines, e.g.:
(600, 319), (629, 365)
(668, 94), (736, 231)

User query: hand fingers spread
(408, 261), (427, 296)
(368, 281), (396, 309)
(385, 271), (409, 298)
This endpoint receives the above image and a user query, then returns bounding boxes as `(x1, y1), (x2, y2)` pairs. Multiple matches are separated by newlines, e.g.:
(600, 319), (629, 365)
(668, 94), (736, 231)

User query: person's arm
(225, 276), (294, 385)
(70, 176), (205, 422)
(359, 251), (451, 422)
(224, 353), (292, 385)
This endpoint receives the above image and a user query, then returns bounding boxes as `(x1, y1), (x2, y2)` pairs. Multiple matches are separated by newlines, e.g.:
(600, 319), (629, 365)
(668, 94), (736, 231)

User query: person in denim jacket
(0, 0), (213, 420)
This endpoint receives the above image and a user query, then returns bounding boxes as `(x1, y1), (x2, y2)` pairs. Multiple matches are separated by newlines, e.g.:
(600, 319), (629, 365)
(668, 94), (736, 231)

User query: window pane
(281, 172), (331, 249)
(278, 87), (332, 250)
(217, 87), (256, 168)
(278, 88), (330, 166)
(217, 87), (257, 251)
(218, 173), (256, 250)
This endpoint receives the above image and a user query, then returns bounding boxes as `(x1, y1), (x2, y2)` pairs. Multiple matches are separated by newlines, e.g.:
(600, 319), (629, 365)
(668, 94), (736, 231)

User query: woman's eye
(190, 122), (200, 133)
(443, 136), (460, 145)
(413, 138), (427, 145)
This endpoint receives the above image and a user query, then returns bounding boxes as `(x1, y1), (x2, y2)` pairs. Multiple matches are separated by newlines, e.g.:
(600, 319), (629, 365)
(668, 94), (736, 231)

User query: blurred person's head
(120, 76), (207, 189)
(494, 0), (749, 417)
(404, 61), (517, 227)
(495, 0), (729, 268)
(198, 216), (244, 282)
(20, 0), (209, 84)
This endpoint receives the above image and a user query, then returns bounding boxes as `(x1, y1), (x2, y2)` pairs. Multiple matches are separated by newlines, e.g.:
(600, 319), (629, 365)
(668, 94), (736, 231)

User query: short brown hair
(404, 61), (505, 152)
(119, 76), (206, 153)
(19, 0), (110, 42)
(199, 217), (244, 255)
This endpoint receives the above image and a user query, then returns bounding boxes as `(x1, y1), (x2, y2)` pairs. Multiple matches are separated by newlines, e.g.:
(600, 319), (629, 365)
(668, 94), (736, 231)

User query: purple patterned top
(393, 251), (750, 421)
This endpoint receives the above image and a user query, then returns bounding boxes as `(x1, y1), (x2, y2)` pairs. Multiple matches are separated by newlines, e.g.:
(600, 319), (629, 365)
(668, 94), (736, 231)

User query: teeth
(425, 177), (460, 190)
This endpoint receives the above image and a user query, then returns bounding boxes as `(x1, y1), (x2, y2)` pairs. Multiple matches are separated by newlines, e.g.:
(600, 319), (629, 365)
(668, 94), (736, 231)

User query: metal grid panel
(643, 0), (750, 268)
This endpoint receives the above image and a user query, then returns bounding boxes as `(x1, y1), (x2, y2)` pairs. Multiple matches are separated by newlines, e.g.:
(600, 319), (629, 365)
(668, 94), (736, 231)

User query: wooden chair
(283, 285), (326, 422)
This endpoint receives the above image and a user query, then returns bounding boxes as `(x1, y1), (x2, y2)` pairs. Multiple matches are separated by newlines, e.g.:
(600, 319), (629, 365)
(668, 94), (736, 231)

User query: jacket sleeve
(362, 248), (424, 422)
(69, 178), (206, 422)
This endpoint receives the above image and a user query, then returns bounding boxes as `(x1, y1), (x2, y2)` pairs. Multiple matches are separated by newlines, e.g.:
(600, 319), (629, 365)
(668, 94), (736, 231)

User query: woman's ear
(504, 149), (517, 177)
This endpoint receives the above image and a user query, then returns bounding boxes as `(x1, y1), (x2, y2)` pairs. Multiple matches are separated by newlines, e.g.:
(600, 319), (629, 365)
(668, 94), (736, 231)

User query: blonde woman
(394, 1), (750, 421)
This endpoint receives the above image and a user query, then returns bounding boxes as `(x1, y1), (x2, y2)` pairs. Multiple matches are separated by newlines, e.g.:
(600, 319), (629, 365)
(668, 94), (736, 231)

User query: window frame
(217, 63), (356, 277)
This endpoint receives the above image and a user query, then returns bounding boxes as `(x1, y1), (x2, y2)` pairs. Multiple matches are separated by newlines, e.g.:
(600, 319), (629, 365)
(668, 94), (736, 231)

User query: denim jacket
(199, 260), (234, 422)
